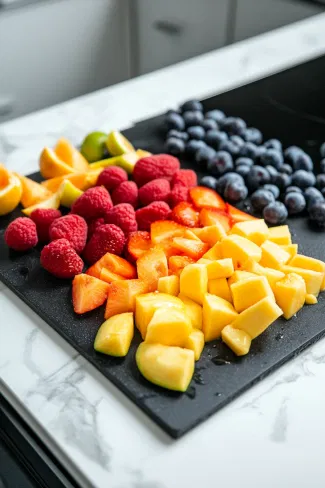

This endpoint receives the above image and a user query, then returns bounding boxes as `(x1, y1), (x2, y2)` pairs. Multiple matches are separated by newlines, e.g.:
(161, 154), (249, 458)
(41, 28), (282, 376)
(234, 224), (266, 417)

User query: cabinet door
(134, 0), (230, 75)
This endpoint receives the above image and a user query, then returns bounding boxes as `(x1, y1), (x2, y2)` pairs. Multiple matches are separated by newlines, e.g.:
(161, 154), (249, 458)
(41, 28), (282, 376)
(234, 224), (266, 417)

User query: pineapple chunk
(220, 235), (262, 269)
(230, 276), (274, 313)
(305, 294), (318, 305)
(289, 254), (325, 291)
(192, 225), (225, 246)
(136, 343), (195, 392)
(180, 263), (208, 305)
(202, 294), (238, 342)
(228, 270), (256, 287)
(281, 265), (323, 296)
(230, 296), (283, 339)
(157, 275), (180, 296)
(208, 278), (232, 302)
(273, 273), (306, 319)
(260, 240), (291, 269)
(221, 326), (251, 356)
(178, 293), (203, 330)
(145, 308), (192, 347)
(280, 244), (298, 260)
(202, 241), (223, 260)
(94, 312), (134, 357)
(244, 258), (285, 292)
(185, 329), (205, 360)
(230, 219), (269, 246)
(268, 225), (292, 245)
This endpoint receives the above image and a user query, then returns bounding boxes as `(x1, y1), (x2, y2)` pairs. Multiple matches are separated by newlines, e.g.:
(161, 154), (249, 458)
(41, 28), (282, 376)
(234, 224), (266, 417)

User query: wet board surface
(1, 56), (325, 438)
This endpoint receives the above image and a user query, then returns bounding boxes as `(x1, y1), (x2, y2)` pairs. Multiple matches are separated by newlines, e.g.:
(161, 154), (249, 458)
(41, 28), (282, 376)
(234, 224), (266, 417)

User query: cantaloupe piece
(230, 219), (269, 246)
(268, 225), (292, 245)
(260, 240), (291, 269)
(273, 273), (306, 319)
(289, 254), (325, 291)
(208, 278), (232, 303)
(220, 235), (262, 269)
(221, 326), (251, 356)
(104, 279), (151, 319)
(137, 247), (168, 292)
(202, 294), (238, 342)
(145, 308), (192, 347)
(94, 312), (134, 357)
(178, 293), (203, 330)
(244, 258), (285, 292)
(230, 276), (274, 313)
(281, 265), (323, 296)
(179, 263), (208, 305)
(185, 329), (205, 360)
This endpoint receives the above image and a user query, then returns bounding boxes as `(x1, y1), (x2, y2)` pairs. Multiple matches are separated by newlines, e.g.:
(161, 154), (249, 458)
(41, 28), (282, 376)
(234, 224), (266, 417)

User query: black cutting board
(1, 56), (325, 438)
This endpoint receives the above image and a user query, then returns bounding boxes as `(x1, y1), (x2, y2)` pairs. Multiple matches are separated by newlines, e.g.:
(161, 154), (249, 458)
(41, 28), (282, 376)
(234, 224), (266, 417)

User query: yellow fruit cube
(305, 294), (318, 305)
(281, 265), (323, 296)
(136, 343), (195, 392)
(202, 294), (238, 342)
(244, 259), (285, 293)
(185, 329), (205, 360)
(280, 244), (298, 260)
(145, 308), (192, 347)
(273, 273), (306, 319)
(184, 229), (202, 241)
(221, 326), (251, 356)
(202, 241), (222, 260)
(268, 225), (292, 245)
(94, 312), (134, 357)
(208, 278), (232, 302)
(220, 235), (262, 269)
(230, 276), (274, 313)
(192, 225), (225, 246)
(260, 240), (291, 269)
(197, 258), (212, 264)
(289, 254), (325, 291)
(205, 258), (234, 280)
(180, 263), (208, 305)
(157, 275), (180, 296)
(178, 293), (203, 330)
(228, 270), (256, 287)
(230, 219), (269, 246)
(230, 297), (283, 339)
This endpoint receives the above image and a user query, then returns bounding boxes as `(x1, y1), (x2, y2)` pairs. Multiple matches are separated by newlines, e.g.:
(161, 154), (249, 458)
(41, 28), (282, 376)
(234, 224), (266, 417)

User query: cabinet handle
(153, 20), (184, 36)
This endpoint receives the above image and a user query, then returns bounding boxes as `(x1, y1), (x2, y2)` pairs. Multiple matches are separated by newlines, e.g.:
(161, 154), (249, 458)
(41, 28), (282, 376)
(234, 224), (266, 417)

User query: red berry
(83, 224), (125, 264)
(49, 214), (88, 254)
(5, 217), (38, 251)
(111, 181), (138, 208)
(87, 218), (105, 239)
(30, 208), (62, 242)
(169, 183), (189, 207)
(71, 187), (112, 221)
(40, 238), (84, 279)
(133, 154), (180, 186)
(172, 169), (197, 188)
(135, 201), (171, 231)
(105, 203), (137, 235)
(97, 166), (127, 191)
(138, 178), (170, 206)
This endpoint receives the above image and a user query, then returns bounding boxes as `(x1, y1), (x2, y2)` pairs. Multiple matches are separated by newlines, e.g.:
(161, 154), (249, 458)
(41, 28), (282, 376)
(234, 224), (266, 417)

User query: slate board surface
(1, 56), (325, 438)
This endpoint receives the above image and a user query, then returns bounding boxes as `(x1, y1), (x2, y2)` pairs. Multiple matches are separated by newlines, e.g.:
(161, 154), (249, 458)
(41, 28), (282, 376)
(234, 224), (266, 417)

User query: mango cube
(221, 326), (251, 356)
(268, 225), (292, 245)
(94, 312), (134, 357)
(203, 241), (222, 260)
(205, 258), (234, 280)
(305, 294), (318, 305)
(157, 275), (180, 296)
(208, 278), (232, 302)
(220, 235), (262, 269)
(185, 329), (205, 360)
(289, 254), (325, 291)
(178, 293), (203, 330)
(192, 225), (225, 246)
(184, 229), (202, 241)
(280, 244), (298, 260)
(273, 273), (306, 319)
(145, 308), (192, 347)
(230, 276), (274, 313)
(230, 297), (283, 339)
(136, 343), (195, 392)
(180, 263), (208, 305)
(260, 240), (291, 269)
(228, 270), (256, 287)
(244, 258), (285, 292)
(202, 294), (238, 342)
(230, 219), (269, 246)
(281, 265), (323, 296)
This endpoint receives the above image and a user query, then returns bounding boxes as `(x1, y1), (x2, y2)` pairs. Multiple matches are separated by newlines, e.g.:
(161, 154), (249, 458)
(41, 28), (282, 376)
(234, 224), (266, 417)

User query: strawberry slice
(226, 203), (257, 223)
(199, 208), (233, 232)
(136, 247), (168, 291)
(72, 273), (110, 314)
(105, 279), (151, 319)
(86, 252), (136, 279)
(189, 186), (226, 210)
(171, 202), (199, 228)
(126, 231), (152, 262)
(168, 255), (196, 276)
(100, 268), (127, 284)
(150, 220), (186, 244)
(172, 237), (209, 260)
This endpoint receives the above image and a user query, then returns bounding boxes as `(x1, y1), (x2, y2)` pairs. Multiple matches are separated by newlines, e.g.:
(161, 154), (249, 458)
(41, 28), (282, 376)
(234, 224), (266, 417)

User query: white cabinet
(0, 0), (130, 121)
(134, 0), (230, 75)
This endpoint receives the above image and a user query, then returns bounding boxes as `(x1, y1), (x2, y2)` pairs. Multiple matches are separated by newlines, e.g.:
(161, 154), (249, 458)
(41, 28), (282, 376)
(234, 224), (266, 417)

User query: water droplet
(215, 392), (222, 397)
(211, 356), (231, 365)
(193, 372), (205, 385)
(275, 333), (284, 341)
(212, 344), (217, 348)
(186, 386), (196, 399)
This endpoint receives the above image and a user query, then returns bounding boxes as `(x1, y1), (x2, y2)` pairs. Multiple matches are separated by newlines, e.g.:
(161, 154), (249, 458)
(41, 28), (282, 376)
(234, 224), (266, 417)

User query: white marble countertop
(1, 13), (325, 488)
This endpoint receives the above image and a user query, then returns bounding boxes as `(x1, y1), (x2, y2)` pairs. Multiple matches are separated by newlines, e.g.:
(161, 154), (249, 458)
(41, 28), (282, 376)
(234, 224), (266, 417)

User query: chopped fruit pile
(1, 130), (325, 395)
(163, 100), (325, 228)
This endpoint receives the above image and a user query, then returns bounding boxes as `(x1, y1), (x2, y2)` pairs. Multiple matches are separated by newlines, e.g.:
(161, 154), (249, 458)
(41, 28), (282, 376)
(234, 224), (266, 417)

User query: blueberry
(207, 151), (234, 176)
(321, 188), (325, 198)
(291, 152), (314, 171)
(186, 139), (206, 157)
(229, 135), (245, 147)
(264, 139), (282, 152)
(222, 117), (247, 135)
(263, 201), (288, 225)
(239, 142), (260, 161)
(285, 186), (303, 194)
(251, 189), (275, 211)
(219, 140), (242, 157)
(304, 187), (324, 210)
(201, 118), (218, 131)
(260, 149), (284, 170)
(187, 125), (205, 140)
(265, 165), (279, 183)
(292, 170), (316, 189)
(236, 165), (251, 178)
(321, 159), (325, 173)
(320, 142), (325, 158)
(284, 145), (304, 160)
(205, 109), (226, 124)
(216, 172), (244, 196)
(309, 201), (325, 228)
(183, 110), (204, 127)
(166, 109), (181, 116)
(224, 181), (248, 203)
(235, 157), (254, 167)
(263, 184), (280, 199)
(167, 129), (189, 141)
(205, 130), (228, 149)
(164, 137), (185, 155)
(282, 164), (293, 175)
(246, 165), (270, 192)
(195, 146), (216, 166)
(274, 173), (292, 191)
(166, 113), (185, 131)
(284, 192), (306, 215)
(180, 100), (203, 112)
(242, 127), (263, 145)
(317, 174), (325, 190)
(200, 175), (218, 191)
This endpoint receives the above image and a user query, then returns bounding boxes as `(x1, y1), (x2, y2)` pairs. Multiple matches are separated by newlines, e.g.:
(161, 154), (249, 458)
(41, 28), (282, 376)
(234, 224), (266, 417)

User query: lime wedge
(106, 131), (135, 156)
(81, 132), (107, 162)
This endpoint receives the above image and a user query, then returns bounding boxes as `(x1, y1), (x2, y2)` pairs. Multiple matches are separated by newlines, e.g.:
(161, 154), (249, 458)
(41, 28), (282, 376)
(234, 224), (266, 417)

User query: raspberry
(5, 217), (38, 251)
(172, 169), (197, 188)
(71, 187), (113, 221)
(133, 154), (180, 186)
(111, 181), (138, 208)
(83, 224), (125, 264)
(105, 203), (137, 235)
(96, 166), (128, 191)
(30, 208), (62, 242)
(49, 214), (88, 254)
(88, 218), (105, 239)
(138, 178), (170, 206)
(169, 183), (189, 207)
(40, 239), (84, 279)
(135, 201), (171, 231)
